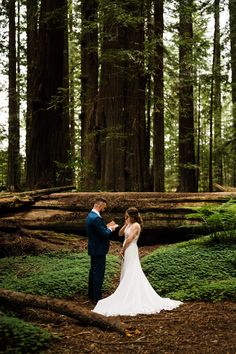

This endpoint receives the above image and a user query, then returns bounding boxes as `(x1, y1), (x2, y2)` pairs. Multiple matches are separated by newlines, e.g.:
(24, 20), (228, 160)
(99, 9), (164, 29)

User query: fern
(186, 199), (236, 243)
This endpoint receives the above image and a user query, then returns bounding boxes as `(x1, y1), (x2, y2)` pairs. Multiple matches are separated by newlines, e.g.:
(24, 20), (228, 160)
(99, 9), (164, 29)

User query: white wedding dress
(92, 223), (183, 316)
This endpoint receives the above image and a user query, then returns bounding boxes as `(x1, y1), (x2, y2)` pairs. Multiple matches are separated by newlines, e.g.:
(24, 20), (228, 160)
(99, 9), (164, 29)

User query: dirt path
(41, 297), (236, 354)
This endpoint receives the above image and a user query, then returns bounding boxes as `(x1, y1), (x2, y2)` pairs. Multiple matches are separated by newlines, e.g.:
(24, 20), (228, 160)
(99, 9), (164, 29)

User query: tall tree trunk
(8, 0), (20, 192)
(97, 0), (126, 191)
(213, 0), (223, 186)
(196, 74), (201, 191)
(26, 0), (38, 187)
(178, 0), (197, 192)
(125, 0), (147, 191)
(153, 0), (164, 191)
(26, 0), (71, 189)
(209, 73), (214, 192)
(145, 0), (152, 191)
(80, 0), (99, 190)
(68, 0), (75, 184)
(229, 0), (236, 186)
(97, 0), (148, 192)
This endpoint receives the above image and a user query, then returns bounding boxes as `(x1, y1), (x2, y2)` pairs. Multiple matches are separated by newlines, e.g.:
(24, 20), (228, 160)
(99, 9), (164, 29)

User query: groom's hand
(107, 221), (119, 231)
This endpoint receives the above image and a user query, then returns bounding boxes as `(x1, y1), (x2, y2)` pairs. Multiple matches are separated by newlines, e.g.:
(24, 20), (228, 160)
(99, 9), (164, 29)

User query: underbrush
(0, 235), (236, 354)
(142, 236), (236, 302)
(187, 199), (236, 243)
(0, 314), (54, 353)
(0, 251), (120, 298)
(0, 251), (120, 352)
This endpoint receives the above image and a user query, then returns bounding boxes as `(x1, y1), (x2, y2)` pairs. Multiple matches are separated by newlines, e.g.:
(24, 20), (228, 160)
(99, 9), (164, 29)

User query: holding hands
(107, 220), (119, 232)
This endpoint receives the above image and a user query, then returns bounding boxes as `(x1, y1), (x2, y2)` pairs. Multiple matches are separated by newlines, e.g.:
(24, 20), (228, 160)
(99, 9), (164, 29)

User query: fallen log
(213, 183), (236, 192)
(1, 192), (236, 244)
(0, 185), (76, 200)
(0, 229), (89, 257)
(33, 191), (236, 211)
(0, 288), (127, 335)
(0, 196), (35, 212)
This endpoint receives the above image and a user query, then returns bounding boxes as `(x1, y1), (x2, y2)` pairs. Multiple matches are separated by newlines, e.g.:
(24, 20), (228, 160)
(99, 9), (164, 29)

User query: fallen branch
(0, 196), (35, 212)
(0, 185), (76, 199)
(0, 288), (127, 335)
(213, 183), (236, 192)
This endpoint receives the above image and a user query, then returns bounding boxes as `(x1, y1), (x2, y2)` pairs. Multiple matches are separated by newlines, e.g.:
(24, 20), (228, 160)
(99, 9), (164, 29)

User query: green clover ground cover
(0, 315), (54, 353)
(0, 251), (120, 298)
(0, 252), (120, 353)
(1, 237), (236, 352)
(141, 237), (236, 302)
(1, 238), (235, 303)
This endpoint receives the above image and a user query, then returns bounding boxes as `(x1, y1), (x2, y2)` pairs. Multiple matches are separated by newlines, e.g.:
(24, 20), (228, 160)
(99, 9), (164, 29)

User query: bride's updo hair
(126, 207), (143, 229)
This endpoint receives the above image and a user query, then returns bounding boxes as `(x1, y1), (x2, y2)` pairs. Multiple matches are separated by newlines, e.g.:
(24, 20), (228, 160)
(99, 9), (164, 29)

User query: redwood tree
(97, 0), (147, 191)
(229, 0), (236, 186)
(178, 0), (197, 192)
(26, 0), (38, 181)
(213, 0), (222, 186)
(153, 0), (164, 191)
(80, 0), (99, 190)
(26, 0), (71, 189)
(7, 0), (20, 191)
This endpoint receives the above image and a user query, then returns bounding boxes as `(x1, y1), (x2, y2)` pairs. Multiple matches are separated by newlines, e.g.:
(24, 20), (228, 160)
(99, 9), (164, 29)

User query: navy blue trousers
(88, 255), (106, 302)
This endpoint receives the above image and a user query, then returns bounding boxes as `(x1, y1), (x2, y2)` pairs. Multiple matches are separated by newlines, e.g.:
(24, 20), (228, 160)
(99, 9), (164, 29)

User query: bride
(92, 207), (183, 316)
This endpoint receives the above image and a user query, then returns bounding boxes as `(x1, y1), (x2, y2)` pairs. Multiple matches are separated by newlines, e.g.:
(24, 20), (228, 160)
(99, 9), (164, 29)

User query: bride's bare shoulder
(132, 222), (141, 230)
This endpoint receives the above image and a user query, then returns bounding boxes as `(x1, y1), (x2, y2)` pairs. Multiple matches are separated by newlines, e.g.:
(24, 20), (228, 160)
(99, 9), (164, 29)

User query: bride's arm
(121, 223), (140, 255)
(118, 219), (129, 236)
(118, 223), (127, 236)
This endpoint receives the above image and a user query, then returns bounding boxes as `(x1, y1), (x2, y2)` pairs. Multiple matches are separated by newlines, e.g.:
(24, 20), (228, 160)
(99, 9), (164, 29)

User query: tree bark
(97, 0), (126, 191)
(178, 0), (197, 192)
(0, 288), (127, 335)
(26, 0), (38, 182)
(97, 0), (147, 191)
(229, 0), (236, 186)
(0, 185), (75, 199)
(153, 0), (164, 192)
(80, 0), (99, 190)
(26, 0), (71, 189)
(8, 0), (20, 192)
(1, 191), (236, 243)
(125, 0), (147, 191)
(213, 0), (223, 186)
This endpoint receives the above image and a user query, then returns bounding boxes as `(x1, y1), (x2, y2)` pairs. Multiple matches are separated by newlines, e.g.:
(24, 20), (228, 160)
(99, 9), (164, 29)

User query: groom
(86, 197), (118, 302)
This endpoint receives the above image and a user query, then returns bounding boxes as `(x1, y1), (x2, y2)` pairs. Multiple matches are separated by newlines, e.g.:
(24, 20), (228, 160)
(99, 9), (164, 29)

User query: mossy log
(0, 186), (75, 213)
(1, 192), (236, 243)
(0, 185), (75, 200)
(0, 288), (127, 335)
(0, 196), (35, 212)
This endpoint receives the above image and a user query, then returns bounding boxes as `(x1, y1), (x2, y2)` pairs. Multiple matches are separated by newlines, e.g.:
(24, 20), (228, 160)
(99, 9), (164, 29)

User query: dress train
(92, 224), (183, 316)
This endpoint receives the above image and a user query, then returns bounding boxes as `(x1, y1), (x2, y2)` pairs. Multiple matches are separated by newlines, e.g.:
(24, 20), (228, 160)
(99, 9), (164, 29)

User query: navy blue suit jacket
(86, 210), (112, 256)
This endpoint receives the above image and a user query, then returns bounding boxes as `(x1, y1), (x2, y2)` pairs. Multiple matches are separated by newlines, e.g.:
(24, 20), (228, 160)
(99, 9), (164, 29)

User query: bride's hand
(120, 249), (125, 258)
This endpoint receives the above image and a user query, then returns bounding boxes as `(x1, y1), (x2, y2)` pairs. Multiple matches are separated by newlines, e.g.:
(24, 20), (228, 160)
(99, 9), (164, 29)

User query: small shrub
(141, 237), (236, 302)
(187, 199), (236, 243)
(0, 314), (53, 353)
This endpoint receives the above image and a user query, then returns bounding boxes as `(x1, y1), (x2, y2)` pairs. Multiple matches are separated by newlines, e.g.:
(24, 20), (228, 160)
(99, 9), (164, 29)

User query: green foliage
(0, 252), (120, 298)
(1, 239), (236, 307)
(0, 147), (7, 189)
(0, 314), (53, 353)
(187, 199), (236, 242)
(141, 237), (236, 302)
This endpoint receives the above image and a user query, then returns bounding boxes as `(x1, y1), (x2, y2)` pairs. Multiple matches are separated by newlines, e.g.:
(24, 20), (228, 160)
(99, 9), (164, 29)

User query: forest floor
(2, 235), (236, 353)
(43, 299), (236, 354)
(38, 241), (236, 354)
